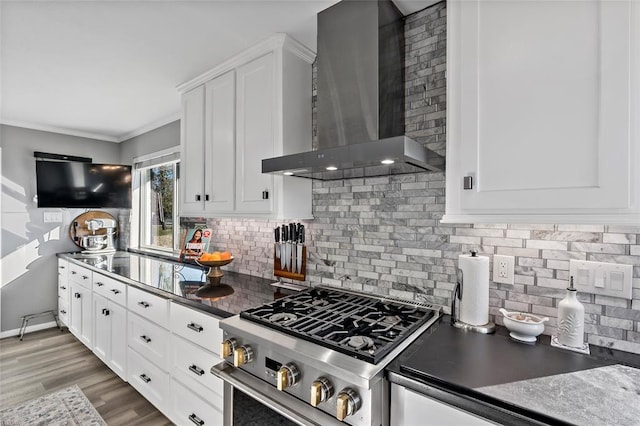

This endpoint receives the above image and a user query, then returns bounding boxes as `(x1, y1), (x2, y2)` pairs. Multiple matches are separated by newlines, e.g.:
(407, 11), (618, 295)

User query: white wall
(0, 125), (120, 332)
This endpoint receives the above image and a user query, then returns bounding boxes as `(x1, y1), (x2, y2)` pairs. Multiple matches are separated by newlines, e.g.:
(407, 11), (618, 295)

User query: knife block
(273, 244), (306, 281)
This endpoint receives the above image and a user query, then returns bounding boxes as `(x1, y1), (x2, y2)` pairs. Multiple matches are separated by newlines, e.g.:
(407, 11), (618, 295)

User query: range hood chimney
(262, 0), (444, 180)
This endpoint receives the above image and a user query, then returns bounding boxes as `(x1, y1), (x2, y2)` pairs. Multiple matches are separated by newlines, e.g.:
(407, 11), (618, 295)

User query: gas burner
(345, 335), (374, 350)
(269, 312), (298, 324)
(383, 315), (402, 325)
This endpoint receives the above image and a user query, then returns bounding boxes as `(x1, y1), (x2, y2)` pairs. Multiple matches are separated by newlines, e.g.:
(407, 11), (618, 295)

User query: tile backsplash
(182, 2), (640, 355)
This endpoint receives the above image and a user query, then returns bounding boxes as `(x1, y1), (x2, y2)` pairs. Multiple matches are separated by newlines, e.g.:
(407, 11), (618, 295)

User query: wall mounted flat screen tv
(36, 161), (132, 208)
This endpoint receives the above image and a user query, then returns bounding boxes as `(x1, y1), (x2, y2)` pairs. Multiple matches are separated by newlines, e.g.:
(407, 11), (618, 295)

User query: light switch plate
(569, 260), (633, 300)
(43, 211), (63, 223)
(493, 255), (515, 285)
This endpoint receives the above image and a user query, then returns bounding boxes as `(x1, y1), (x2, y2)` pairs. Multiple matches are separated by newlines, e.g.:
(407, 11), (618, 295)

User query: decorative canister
(557, 276), (585, 348)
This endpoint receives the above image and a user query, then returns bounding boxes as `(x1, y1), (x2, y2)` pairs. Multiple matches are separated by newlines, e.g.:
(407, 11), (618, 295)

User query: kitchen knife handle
(283, 225), (288, 242)
(290, 223), (296, 242)
(275, 227), (280, 243)
(299, 225), (305, 243)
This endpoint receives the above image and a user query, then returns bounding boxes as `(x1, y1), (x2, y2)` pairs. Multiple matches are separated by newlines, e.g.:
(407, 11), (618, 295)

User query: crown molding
(0, 119), (119, 142)
(176, 33), (316, 94)
(117, 112), (180, 142)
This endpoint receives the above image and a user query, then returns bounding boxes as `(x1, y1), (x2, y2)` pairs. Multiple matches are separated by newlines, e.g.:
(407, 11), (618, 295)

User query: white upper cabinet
(443, 0), (640, 224)
(178, 34), (314, 219)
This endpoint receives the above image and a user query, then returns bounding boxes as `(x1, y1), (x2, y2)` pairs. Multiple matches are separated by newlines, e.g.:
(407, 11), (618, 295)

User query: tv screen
(36, 161), (132, 208)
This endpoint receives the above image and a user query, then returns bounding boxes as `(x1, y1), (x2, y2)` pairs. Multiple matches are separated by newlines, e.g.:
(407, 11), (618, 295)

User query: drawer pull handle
(187, 322), (203, 333)
(74, 293), (81, 299)
(60, 310), (67, 314)
(110, 289), (121, 295)
(138, 301), (150, 308)
(140, 335), (151, 343)
(140, 374), (151, 383)
(189, 364), (205, 376)
(60, 286), (67, 290)
(71, 271), (77, 275)
(104, 309), (110, 316)
(82, 275), (89, 280)
(60, 266), (65, 269)
(96, 282), (104, 287)
(189, 413), (205, 426)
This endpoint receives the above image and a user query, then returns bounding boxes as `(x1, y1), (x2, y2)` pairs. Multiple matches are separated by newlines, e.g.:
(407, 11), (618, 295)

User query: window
(132, 149), (180, 253)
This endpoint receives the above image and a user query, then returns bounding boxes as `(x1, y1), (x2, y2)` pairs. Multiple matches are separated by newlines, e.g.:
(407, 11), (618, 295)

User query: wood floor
(0, 327), (172, 425)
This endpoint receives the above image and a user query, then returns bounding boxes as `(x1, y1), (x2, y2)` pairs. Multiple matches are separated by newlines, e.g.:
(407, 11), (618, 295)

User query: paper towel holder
(451, 250), (496, 334)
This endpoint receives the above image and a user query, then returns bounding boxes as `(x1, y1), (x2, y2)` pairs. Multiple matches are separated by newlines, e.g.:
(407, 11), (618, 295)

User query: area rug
(0, 384), (106, 426)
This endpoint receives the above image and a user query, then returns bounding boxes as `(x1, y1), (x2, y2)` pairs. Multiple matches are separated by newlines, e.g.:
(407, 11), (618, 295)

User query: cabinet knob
(310, 377), (333, 407)
(336, 388), (361, 421)
(195, 194), (201, 201)
(205, 194), (210, 201)
(262, 190), (269, 200)
(276, 363), (300, 391)
(233, 345), (253, 367)
(221, 338), (237, 358)
(74, 293), (81, 299)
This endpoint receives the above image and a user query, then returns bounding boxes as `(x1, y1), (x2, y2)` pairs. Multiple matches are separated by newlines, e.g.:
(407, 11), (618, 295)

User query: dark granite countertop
(58, 251), (299, 318)
(386, 316), (640, 426)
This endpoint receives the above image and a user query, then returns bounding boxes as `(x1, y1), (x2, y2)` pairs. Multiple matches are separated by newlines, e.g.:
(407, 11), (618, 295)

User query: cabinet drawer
(58, 259), (68, 282)
(128, 348), (170, 409)
(58, 281), (70, 299)
(58, 297), (69, 326)
(68, 263), (92, 288)
(127, 286), (170, 328)
(128, 313), (170, 371)
(170, 302), (222, 354)
(171, 335), (224, 400)
(172, 378), (223, 426)
(93, 273), (127, 305)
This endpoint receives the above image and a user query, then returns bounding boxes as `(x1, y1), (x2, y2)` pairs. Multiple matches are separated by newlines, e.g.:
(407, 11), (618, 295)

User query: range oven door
(212, 362), (344, 426)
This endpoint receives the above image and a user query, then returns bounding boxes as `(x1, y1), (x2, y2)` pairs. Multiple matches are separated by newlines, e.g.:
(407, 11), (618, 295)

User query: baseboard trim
(0, 321), (60, 339)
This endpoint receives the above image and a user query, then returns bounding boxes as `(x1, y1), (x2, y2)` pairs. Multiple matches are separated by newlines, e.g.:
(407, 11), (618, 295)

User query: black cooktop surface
(240, 287), (438, 364)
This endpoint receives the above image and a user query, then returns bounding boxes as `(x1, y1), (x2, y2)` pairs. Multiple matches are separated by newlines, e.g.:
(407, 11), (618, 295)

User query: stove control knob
(233, 345), (253, 367)
(310, 377), (334, 407)
(336, 388), (361, 421)
(220, 338), (237, 358)
(276, 363), (300, 391)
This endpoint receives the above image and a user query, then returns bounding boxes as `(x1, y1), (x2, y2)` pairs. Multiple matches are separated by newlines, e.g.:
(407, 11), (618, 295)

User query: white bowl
(499, 308), (549, 343)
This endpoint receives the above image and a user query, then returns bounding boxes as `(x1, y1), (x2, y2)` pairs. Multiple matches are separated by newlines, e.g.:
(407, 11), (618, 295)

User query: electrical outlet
(493, 255), (515, 285)
(43, 211), (63, 223)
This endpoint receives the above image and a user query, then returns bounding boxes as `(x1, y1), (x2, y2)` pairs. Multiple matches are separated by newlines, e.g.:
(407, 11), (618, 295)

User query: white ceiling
(1, 0), (436, 143)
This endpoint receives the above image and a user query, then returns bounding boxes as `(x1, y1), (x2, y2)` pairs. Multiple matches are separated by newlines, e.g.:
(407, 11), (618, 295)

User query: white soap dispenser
(557, 276), (585, 348)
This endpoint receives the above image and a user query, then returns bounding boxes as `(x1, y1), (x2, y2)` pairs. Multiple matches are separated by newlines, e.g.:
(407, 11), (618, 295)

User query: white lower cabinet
(172, 378), (223, 426)
(128, 347), (171, 410)
(58, 259), (69, 326)
(171, 335), (224, 400)
(390, 383), (494, 426)
(92, 294), (127, 380)
(69, 281), (92, 348)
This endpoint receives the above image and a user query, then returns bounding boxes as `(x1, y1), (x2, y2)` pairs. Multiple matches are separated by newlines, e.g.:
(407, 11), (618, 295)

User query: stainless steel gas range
(211, 286), (441, 426)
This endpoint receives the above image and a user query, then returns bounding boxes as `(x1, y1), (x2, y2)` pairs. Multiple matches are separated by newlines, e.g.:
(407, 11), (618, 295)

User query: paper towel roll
(458, 253), (490, 326)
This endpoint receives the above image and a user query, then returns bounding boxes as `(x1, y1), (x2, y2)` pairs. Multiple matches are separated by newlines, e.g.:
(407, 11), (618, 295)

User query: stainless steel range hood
(262, 0), (444, 180)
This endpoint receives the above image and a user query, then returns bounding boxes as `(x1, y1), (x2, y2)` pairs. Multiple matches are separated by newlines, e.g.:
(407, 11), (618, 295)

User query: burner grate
(239, 286), (436, 364)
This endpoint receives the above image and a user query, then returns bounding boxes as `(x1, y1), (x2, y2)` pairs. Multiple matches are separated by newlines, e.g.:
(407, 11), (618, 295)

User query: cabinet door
(390, 384), (493, 426)
(235, 53), (275, 213)
(93, 294), (110, 363)
(70, 283), (92, 348)
(181, 85), (206, 213)
(445, 0), (636, 222)
(109, 302), (127, 380)
(205, 71), (236, 212)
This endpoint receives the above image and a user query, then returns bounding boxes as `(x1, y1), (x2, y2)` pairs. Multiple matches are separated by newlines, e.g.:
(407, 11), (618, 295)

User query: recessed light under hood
(262, 0), (445, 181)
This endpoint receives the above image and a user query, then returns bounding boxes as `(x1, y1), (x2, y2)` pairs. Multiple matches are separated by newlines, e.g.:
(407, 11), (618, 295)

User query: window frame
(131, 147), (181, 254)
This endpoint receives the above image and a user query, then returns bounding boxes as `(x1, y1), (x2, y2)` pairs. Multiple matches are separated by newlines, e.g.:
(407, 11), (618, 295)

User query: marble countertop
(387, 316), (640, 426)
(59, 251), (299, 317)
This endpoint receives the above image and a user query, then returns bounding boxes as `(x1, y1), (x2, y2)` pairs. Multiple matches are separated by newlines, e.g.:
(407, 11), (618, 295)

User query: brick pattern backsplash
(182, 2), (640, 355)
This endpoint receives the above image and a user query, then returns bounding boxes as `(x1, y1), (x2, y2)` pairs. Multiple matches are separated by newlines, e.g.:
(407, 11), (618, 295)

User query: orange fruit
(199, 253), (210, 261)
(220, 251), (232, 260)
(210, 253), (221, 261)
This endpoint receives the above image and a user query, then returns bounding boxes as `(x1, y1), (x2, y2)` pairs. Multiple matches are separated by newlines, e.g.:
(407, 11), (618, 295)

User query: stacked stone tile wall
(183, 2), (640, 354)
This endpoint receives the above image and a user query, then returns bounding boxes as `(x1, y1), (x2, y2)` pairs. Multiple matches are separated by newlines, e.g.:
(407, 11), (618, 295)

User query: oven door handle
(210, 362), (344, 426)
